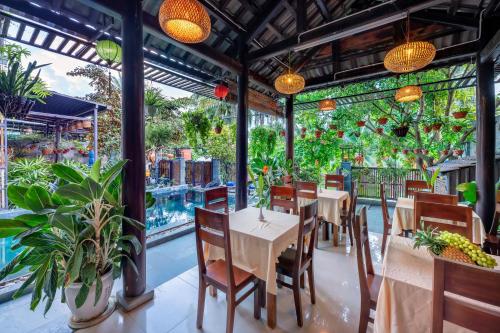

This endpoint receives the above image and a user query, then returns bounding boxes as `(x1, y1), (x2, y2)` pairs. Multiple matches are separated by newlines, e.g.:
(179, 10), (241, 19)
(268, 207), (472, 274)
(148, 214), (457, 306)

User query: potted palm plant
(0, 159), (155, 327)
(0, 44), (50, 118)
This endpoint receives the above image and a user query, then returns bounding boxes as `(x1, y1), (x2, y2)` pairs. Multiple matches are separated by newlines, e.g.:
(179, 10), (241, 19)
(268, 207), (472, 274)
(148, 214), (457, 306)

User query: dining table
(391, 197), (486, 245)
(373, 236), (500, 332)
(205, 206), (300, 329)
(298, 188), (350, 246)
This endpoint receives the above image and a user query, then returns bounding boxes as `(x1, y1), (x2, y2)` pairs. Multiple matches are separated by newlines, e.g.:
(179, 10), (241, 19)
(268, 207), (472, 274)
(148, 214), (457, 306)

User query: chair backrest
(204, 186), (229, 213)
(325, 174), (344, 190)
(405, 179), (432, 197)
(270, 185), (298, 215)
(432, 256), (500, 333)
(380, 183), (390, 228)
(489, 209), (500, 237)
(353, 206), (374, 303)
(414, 191), (458, 205)
(296, 181), (317, 200)
(414, 202), (473, 240)
(194, 207), (235, 288)
(294, 200), (319, 272)
(282, 174), (293, 187)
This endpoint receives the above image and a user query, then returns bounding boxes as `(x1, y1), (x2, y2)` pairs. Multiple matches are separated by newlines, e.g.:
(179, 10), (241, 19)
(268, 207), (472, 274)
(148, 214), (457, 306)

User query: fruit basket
(414, 225), (497, 268)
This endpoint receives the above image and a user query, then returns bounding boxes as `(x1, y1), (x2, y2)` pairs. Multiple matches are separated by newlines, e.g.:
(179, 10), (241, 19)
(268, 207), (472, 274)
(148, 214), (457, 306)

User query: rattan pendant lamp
(158, 0), (211, 44)
(384, 13), (436, 73)
(395, 74), (422, 103)
(274, 53), (305, 95)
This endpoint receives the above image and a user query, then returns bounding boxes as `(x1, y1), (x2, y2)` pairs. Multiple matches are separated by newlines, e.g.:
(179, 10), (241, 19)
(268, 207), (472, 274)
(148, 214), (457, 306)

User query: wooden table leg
(333, 225), (339, 247)
(207, 260), (217, 297)
(267, 292), (276, 329)
(258, 280), (266, 308)
(322, 222), (329, 241)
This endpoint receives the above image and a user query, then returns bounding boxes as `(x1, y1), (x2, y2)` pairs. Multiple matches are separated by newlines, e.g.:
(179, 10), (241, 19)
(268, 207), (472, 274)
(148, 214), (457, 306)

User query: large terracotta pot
(65, 270), (114, 322)
(82, 120), (92, 129)
(452, 111), (467, 119)
(377, 117), (388, 125)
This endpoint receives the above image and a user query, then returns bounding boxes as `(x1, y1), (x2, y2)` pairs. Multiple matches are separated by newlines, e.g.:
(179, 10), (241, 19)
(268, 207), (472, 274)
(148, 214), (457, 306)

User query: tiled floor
(0, 228), (384, 333)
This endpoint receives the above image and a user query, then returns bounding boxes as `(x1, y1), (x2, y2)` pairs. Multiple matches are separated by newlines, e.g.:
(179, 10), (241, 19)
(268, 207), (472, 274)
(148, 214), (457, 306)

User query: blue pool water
(0, 188), (239, 278)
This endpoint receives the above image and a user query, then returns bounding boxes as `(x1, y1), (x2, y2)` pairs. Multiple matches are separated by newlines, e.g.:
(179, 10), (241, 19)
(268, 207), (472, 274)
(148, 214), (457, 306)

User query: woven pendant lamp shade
(158, 0), (211, 44)
(318, 99), (336, 111)
(384, 41), (436, 73)
(395, 85), (422, 102)
(274, 71), (305, 95)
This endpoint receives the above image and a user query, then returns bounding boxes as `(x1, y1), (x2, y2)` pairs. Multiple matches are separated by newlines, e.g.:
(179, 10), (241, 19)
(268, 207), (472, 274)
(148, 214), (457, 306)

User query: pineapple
(440, 245), (473, 264)
(413, 225), (447, 255)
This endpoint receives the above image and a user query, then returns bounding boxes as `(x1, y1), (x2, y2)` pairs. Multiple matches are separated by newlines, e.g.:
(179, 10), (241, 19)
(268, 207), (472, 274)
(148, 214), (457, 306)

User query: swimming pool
(0, 187), (241, 278)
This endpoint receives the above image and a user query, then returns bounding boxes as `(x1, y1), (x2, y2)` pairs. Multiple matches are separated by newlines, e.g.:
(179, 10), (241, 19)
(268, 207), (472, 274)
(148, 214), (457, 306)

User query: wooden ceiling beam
(314, 0), (331, 21)
(412, 11), (479, 30)
(197, 0), (245, 33)
(245, 0), (285, 42)
(248, 0), (449, 62)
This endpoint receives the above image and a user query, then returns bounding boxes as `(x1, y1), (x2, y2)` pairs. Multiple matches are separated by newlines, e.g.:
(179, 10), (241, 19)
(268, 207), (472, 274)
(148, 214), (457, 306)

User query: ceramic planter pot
(214, 126), (222, 134)
(442, 149), (450, 156)
(301, 127), (307, 133)
(423, 126), (432, 133)
(65, 270), (114, 322)
(393, 126), (409, 138)
(402, 149), (409, 155)
(452, 125), (462, 132)
(454, 149), (464, 156)
(329, 124), (337, 130)
(377, 117), (388, 125)
(42, 148), (53, 155)
(452, 111), (467, 119)
(337, 131), (344, 138)
(279, 130), (286, 137)
(392, 148), (398, 153)
(375, 128), (383, 135)
(356, 121), (365, 127)
(422, 149), (429, 155)
(432, 123), (442, 131)
(82, 120), (92, 129)
(413, 148), (422, 154)
(315, 130), (322, 139)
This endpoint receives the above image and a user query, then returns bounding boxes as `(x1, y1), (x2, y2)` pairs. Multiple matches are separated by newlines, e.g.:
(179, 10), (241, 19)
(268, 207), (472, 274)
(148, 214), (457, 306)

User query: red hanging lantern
(214, 83), (229, 100)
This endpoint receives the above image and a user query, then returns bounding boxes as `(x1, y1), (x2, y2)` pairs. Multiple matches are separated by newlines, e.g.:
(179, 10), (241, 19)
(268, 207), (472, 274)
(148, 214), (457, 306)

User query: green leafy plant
(182, 109), (211, 147)
(0, 44), (51, 117)
(421, 167), (440, 189)
(456, 181), (477, 205)
(249, 126), (277, 159)
(0, 159), (154, 314)
(8, 157), (54, 188)
(144, 86), (165, 108)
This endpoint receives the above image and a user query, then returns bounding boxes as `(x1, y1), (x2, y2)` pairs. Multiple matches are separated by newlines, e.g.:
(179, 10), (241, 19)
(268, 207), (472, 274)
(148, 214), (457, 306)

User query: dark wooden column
(475, 58), (496, 232)
(285, 95), (294, 162)
(119, 0), (152, 309)
(54, 124), (61, 163)
(235, 37), (248, 210)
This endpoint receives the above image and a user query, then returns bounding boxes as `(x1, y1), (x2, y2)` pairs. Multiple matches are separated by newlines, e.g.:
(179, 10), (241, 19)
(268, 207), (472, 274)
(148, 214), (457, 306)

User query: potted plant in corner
(0, 159), (155, 328)
(0, 44), (51, 118)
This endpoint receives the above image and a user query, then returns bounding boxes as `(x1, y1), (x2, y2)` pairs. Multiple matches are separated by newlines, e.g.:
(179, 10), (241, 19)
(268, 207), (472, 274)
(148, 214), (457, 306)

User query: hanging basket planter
(413, 148), (422, 154)
(392, 148), (398, 153)
(402, 149), (409, 155)
(301, 127), (307, 133)
(279, 130), (286, 137)
(82, 120), (92, 129)
(422, 149), (429, 155)
(315, 130), (322, 139)
(377, 117), (388, 125)
(0, 94), (36, 119)
(453, 149), (464, 156)
(214, 126), (222, 134)
(337, 130), (344, 138)
(356, 121), (366, 127)
(41, 148), (53, 155)
(329, 124), (337, 130)
(452, 125), (462, 133)
(423, 125), (432, 133)
(441, 149), (450, 156)
(452, 111), (468, 119)
(375, 127), (384, 135)
(432, 123), (442, 131)
(393, 126), (409, 137)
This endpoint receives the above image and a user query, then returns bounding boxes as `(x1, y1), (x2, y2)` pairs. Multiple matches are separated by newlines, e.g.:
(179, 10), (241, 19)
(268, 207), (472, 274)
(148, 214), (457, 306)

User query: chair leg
(292, 278), (303, 327)
(254, 281), (261, 320)
(196, 281), (207, 329)
(307, 265), (316, 305)
(226, 294), (236, 333)
(277, 274), (283, 288)
(300, 273), (305, 289)
(381, 229), (388, 255)
(347, 221), (354, 246)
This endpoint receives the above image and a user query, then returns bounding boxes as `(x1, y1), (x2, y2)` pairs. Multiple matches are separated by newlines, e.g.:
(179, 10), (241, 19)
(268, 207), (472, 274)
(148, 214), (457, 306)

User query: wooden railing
(351, 167), (424, 200)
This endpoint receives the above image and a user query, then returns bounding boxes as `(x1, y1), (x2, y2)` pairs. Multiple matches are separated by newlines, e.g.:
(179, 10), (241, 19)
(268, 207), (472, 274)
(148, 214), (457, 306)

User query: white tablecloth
(374, 236), (500, 333)
(391, 197), (486, 245)
(298, 189), (350, 226)
(206, 207), (299, 295)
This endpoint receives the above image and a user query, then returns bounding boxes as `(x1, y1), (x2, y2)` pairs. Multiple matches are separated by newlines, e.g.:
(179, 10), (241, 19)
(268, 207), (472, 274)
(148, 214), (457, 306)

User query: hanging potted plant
(413, 148), (422, 154)
(402, 149), (409, 155)
(337, 130), (344, 138)
(423, 125), (432, 133)
(144, 86), (165, 117)
(454, 148), (464, 157)
(0, 44), (51, 118)
(213, 117), (224, 134)
(377, 117), (388, 125)
(375, 127), (384, 135)
(301, 127), (307, 133)
(41, 145), (53, 156)
(422, 149), (429, 155)
(315, 129), (322, 139)
(441, 149), (450, 156)
(300, 133), (306, 139)
(392, 113), (411, 138)
(392, 148), (398, 154)
(0, 160), (155, 327)
(329, 123), (337, 130)
(356, 120), (366, 127)
(452, 125), (462, 133)
(452, 105), (471, 119)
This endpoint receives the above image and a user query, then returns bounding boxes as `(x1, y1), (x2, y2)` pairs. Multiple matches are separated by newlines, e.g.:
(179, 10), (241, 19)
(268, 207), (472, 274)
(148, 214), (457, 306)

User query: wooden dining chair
(339, 183), (357, 246)
(414, 191), (458, 205)
(405, 179), (432, 197)
(431, 256), (500, 333)
(276, 200), (319, 327)
(204, 186), (229, 213)
(483, 210), (500, 255)
(296, 181), (317, 200)
(353, 206), (381, 333)
(195, 207), (260, 333)
(325, 174), (344, 190)
(414, 202), (473, 241)
(380, 183), (392, 255)
(270, 185), (298, 215)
